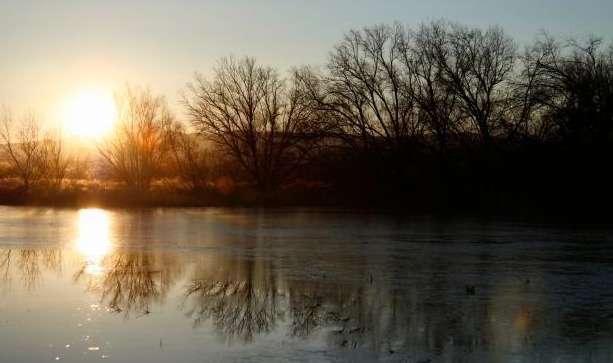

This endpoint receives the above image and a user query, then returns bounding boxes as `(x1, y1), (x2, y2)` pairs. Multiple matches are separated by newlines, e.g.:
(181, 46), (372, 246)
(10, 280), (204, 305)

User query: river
(0, 206), (612, 362)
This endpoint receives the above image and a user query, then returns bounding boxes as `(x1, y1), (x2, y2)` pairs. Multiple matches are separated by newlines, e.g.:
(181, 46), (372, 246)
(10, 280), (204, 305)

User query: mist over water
(0, 207), (612, 362)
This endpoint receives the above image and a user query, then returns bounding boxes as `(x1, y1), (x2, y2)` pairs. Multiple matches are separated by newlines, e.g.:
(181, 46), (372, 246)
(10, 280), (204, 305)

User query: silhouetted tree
(168, 123), (216, 193)
(97, 86), (174, 191)
(36, 130), (72, 191)
(183, 56), (322, 198)
(529, 35), (613, 145)
(409, 21), (463, 156)
(0, 109), (41, 190)
(502, 37), (555, 141)
(1, 110), (73, 195)
(433, 22), (517, 147)
(317, 24), (422, 191)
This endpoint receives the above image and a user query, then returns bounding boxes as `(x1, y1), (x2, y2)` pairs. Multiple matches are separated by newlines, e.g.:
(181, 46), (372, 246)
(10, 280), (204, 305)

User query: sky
(1, 0), (612, 130)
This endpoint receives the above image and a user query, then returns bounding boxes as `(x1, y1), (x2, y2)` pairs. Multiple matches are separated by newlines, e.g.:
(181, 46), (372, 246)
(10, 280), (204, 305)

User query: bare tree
(332, 24), (419, 145)
(37, 130), (72, 191)
(432, 23), (517, 146)
(504, 37), (555, 141)
(297, 24), (421, 192)
(183, 56), (322, 197)
(168, 123), (215, 193)
(0, 108), (41, 190)
(527, 34), (613, 145)
(409, 21), (463, 156)
(97, 86), (174, 191)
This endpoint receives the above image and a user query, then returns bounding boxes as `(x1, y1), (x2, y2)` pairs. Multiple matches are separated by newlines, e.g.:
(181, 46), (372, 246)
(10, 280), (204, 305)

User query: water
(0, 206), (612, 362)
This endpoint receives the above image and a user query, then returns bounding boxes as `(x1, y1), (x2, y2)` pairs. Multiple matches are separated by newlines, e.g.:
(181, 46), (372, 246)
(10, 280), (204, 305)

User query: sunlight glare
(62, 90), (117, 138)
(76, 208), (112, 274)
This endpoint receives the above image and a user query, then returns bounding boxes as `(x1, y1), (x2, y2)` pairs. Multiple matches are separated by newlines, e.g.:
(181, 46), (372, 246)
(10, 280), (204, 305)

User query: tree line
(2, 20), (612, 213)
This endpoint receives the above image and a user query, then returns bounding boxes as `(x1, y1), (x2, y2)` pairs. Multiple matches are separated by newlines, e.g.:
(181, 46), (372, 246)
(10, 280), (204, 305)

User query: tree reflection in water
(0, 245), (505, 356)
(75, 249), (179, 316)
(0, 249), (10, 290)
(178, 253), (523, 357)
(288, 281), (404, 352)
(0, 249), (62, 291)
(71, 208), (181, 316)
(180, 254), (434, 353)
(1, 242), (610, 361)
(288, 286), (325, 338)
(182, 257), (279, 343)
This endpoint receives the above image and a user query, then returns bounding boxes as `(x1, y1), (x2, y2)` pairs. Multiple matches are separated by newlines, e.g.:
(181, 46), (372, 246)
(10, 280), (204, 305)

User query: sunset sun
(62, 90), (117, 138)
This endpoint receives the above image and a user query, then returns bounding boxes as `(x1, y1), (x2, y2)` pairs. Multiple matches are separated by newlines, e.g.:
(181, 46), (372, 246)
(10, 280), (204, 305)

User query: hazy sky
(1, 0), (612, 128)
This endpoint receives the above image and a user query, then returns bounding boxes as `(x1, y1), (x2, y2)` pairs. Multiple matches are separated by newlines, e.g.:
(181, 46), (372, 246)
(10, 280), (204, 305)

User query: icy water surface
(0, 206), (612, 362)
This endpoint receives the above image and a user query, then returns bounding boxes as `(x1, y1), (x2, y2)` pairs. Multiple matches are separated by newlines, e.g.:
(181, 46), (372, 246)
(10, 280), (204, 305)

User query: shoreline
(1, 186), (609, 226)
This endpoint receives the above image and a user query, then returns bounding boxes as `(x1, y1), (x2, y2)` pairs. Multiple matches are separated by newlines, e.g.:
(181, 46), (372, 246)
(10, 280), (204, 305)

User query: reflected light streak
(75, 209), (112, 275)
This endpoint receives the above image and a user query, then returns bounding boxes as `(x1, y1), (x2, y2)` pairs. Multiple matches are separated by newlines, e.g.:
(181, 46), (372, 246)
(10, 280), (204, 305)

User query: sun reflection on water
(75, 209), (112, 275)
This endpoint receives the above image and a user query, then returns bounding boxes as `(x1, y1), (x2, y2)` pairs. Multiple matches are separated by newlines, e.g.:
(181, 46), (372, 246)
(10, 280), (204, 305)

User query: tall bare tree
(527, 34), (613, 145)
(503, 37), (555, 142)
(168, 122), (215, 192)
(297, 24), (422, 193)
(37, 130), (72, 191)
(0, 109), (41, 190)
(432, 23), (517, 146)
(183, 56), (322, 196)
(97, 86), (174, 191)
(327, 24), (420, 150)
(409, 22), (463, 156)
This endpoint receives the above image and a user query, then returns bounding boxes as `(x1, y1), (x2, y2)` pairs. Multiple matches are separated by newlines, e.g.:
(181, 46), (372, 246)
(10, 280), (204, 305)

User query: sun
(62, 89), (117, 138)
